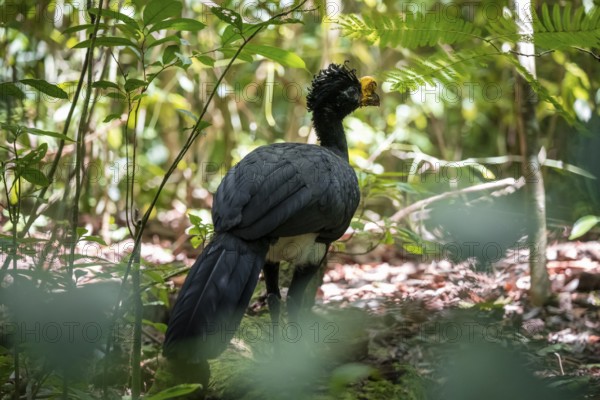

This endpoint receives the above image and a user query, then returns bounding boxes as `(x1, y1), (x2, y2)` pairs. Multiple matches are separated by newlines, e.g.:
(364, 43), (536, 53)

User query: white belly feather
(266, 233), (327, 266)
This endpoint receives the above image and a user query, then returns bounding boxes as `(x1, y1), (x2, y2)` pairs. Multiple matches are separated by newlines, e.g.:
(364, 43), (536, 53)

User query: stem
(131, 233), (142, 399)
(9, 142), (21, 399)
(67, 0), (105, 284)
(123, 96), (135, 237)
(128, 39), (146, 400)
(0, 166), (18, 394)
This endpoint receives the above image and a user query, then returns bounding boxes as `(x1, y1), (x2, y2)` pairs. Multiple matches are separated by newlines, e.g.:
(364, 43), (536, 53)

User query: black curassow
(164, 62), (379, 363)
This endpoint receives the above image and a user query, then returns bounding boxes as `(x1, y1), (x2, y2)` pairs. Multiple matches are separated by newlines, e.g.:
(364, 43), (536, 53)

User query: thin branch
(131, 236), (142, 399)
(67, 0), (106, 285)
(508, 49), (554, 58)
(572, 46), (600, 61)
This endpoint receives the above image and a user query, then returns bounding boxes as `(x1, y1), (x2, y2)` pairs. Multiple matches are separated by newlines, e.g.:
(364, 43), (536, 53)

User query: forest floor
(4, 229), (600, 399)
(151, 239), (600, 399)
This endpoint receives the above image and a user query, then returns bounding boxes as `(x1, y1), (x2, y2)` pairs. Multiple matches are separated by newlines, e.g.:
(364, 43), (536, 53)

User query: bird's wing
(212, 143), (358, 241)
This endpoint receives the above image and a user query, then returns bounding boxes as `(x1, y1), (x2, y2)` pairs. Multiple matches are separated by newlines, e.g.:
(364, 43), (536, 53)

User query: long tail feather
(164, 233), (268, 361)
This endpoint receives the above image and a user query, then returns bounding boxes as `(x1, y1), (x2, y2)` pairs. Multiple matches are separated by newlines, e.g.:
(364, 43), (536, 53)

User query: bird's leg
(287, 263), (321, 323)
(287, 244), (328, 323)
(263, 261), (282, 352)
(263, 261), (281, 324)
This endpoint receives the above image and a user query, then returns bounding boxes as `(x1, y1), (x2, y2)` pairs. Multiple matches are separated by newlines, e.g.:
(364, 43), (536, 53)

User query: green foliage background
(1, 0), (599, 397)
(1, 0), (599, 245)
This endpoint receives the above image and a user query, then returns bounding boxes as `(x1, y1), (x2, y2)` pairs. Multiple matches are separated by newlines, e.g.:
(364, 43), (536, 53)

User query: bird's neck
(312, 112), (349, 161)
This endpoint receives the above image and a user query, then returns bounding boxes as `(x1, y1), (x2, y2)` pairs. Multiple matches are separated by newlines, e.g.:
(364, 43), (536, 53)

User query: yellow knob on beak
(359, 76), (380, 107)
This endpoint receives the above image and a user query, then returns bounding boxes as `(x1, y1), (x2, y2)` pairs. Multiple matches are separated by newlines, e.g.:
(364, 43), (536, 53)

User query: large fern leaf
(534, 4), (600, 48)
(386, 48), (502, 93)
(339, 12), (482, 49)
(488, 4), (600, 48)
(341, 5), (600, 49)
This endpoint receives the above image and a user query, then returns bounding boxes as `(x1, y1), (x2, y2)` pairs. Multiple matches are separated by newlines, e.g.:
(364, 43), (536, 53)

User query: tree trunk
(513, 0), (552, 305)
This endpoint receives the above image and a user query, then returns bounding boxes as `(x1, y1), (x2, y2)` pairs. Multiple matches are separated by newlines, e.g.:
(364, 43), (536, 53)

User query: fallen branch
(390, 177), (525, 222)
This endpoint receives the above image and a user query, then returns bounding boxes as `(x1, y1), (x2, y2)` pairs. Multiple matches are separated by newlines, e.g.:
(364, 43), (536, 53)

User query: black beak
(362, 92), (380, 107)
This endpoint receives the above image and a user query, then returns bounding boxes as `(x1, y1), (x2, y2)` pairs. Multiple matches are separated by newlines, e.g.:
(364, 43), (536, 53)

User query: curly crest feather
(307, 61), (360, 112)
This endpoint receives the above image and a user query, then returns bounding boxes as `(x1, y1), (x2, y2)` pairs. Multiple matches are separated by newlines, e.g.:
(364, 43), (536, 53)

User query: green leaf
(0, 234), (48, 245)
(103, 113), (121, 123)
(339, 12), (481, 49)
(569, 215), (600, 240)
(244, 44), (306, 69)
(219, 47), (254, 63)
(92, 80), (120, 90)
(487, 5), (600, 49)
(114, 22), (142, 40)
(174, 52), (192, 68)
(386, 48), (498, 93)
(21, 168), (49, 186)
(80, 235), (107, 245)
(383, 230), (394, 245)
(190, 236), (202, 248)
(221, 24), (243, 46)
(147, 35), (180, 48)
(72, 36), (136, 49)
(163, 45), (179, 64)
(143, 0), (182, 27)
(188, 213), (202, 225)
(0, 123), (20, 137)
(20, 143), (48, 165)
(149, 18), (205, 33)
(144, 270), (165, 283)
(193, 54), (215, 66)
(88, 8), (138, 28)
(124, 78), (148, 92)
(20, 79), (68, 99)
(176, 108), (199, 122)
(553, 4), (563, 32)
(403, 242), (423, 255)
(105, 91), (126, 100)
(146, 384), (202, 400)
(188, 226), (202, 235)
(211, 7), (243, 31)
(195, 121), (211, 131)
(23, 127), (73, 141)
(0, 82), (25, 100)
(131, 93), (148, 101)
(76, 227), (89, 238)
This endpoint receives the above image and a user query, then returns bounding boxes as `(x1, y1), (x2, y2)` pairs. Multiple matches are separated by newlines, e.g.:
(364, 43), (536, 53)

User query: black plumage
(164, 62), (379, 362)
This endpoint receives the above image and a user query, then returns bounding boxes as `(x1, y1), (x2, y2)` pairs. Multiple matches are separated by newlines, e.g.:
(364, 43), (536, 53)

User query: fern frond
(339, 12), (482, 49)
(386, 49), (502, 93)
(487, 4), (600, 48)
(534, 5), (600, 48)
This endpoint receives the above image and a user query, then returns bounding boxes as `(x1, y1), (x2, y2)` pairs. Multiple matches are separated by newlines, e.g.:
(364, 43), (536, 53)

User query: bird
(163, 62), (380, 364)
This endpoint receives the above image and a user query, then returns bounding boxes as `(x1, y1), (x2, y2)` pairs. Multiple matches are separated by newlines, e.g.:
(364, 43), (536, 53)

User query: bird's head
(307, 62), (380, 118)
